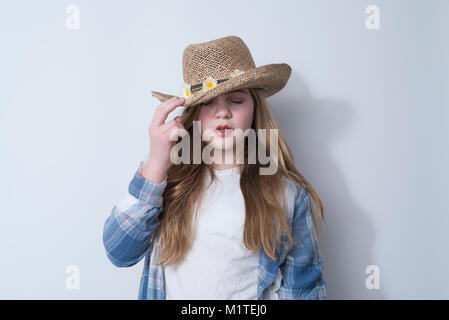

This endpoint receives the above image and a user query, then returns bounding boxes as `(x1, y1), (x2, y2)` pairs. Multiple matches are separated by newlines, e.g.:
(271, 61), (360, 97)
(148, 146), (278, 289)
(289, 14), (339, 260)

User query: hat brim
(150, 63), (291, 107)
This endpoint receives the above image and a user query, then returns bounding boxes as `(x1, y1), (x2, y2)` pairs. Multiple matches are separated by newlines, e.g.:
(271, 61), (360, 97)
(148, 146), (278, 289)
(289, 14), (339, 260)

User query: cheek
(197, 109), (210, 134)
(237, 105), (254, 128)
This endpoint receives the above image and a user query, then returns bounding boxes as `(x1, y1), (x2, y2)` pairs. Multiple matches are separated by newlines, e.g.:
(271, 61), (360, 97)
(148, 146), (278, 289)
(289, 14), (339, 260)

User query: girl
(103, 35), (327, 300)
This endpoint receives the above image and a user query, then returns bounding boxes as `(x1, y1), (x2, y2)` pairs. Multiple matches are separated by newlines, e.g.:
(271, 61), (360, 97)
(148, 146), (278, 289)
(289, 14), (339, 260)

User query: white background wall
(1, 0), (448, 299)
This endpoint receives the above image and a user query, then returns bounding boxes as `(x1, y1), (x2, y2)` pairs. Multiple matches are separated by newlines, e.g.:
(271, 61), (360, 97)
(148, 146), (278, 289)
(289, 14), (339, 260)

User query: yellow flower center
(185, 89), (190, 96)
(206, 81), (214, 88)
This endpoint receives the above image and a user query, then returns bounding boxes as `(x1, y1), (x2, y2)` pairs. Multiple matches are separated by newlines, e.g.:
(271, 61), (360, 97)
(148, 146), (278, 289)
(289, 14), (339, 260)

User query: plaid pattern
(103, 167), (327, 300)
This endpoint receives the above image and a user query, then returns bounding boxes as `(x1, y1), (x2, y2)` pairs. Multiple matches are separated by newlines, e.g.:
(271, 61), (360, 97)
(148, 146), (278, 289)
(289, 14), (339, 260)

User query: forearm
(103, 167), (167, 267)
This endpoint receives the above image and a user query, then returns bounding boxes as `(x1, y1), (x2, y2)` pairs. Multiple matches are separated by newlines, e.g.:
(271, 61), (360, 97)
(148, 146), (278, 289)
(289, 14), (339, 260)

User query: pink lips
(216, 124), (232, 130)
(215, 129), (233, 137)
(215, 124), (233, 137)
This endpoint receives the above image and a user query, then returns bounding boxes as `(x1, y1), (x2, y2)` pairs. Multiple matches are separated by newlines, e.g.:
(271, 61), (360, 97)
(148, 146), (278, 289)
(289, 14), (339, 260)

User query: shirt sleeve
(277, 186), (328, 299)
(102, 162), (167, 267)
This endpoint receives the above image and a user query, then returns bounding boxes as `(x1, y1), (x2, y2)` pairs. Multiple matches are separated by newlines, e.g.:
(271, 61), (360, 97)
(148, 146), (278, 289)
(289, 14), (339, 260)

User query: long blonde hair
(152, 88), (324, 266)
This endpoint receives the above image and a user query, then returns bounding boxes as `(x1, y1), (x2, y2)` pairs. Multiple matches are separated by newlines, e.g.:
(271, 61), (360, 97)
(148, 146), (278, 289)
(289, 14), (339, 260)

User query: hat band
(180, 69), (245, 101)
(190, 79), (228, 92)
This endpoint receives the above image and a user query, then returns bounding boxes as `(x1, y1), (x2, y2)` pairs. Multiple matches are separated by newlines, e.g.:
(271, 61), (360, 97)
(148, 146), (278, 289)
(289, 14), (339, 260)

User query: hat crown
(182, 36), (256, 85)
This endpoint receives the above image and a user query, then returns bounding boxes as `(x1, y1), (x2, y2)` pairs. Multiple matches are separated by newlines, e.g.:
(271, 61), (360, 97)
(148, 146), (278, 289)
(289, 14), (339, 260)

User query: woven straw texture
(151, 35), (291, 107)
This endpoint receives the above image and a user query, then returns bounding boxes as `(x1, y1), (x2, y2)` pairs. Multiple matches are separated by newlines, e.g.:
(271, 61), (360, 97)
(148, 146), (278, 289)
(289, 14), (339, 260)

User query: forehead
(230, 88), (249, 94)
(223, 89), (249, 96)
(200, 89), (250, 105)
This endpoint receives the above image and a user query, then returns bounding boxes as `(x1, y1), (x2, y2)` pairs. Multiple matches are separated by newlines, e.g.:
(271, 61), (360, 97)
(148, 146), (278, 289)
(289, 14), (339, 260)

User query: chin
(210, 138), (234, 151)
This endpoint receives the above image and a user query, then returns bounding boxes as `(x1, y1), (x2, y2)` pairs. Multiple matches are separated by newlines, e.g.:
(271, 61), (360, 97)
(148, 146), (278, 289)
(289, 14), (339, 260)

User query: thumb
(175, 116), (182, 123)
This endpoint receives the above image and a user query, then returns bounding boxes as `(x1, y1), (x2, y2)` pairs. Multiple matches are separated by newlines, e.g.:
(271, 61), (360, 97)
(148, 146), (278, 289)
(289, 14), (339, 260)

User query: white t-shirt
(164, 166), (259, 300)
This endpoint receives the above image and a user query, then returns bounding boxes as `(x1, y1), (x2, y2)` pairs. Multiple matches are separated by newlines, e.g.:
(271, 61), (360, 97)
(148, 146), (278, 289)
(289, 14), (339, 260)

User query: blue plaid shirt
(103, 165), (327, 300)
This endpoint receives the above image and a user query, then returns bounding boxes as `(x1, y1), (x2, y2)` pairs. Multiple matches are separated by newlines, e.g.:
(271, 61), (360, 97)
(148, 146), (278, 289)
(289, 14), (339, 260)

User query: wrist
(140, 160), (168, 184)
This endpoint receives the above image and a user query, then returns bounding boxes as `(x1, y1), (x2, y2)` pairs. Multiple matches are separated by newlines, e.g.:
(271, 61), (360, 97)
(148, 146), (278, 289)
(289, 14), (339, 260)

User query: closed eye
(201, 99), (243, 106)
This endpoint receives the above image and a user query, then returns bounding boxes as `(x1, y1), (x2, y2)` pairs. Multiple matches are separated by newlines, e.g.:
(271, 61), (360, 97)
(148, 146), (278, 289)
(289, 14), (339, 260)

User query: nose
(213, 98), (232, 118)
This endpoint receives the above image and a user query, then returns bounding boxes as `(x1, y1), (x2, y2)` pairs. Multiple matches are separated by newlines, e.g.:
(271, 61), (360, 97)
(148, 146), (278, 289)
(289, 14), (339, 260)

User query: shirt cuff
(128, 169), (167, 207)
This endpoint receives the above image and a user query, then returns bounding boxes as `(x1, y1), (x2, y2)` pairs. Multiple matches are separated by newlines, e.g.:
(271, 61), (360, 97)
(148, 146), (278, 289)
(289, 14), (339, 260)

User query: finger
(166, 125), (189, 141)
(152, 96), (185, 127)
(160, 117), (183, 134)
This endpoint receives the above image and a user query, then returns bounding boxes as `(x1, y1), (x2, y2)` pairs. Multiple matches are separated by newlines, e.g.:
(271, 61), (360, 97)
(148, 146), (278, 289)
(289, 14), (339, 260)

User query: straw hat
(150, 35), (292, 107)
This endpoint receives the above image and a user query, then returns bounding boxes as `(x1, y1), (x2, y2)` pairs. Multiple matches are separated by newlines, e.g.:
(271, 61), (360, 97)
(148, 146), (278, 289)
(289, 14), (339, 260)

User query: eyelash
(203, 100), (243, 106)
